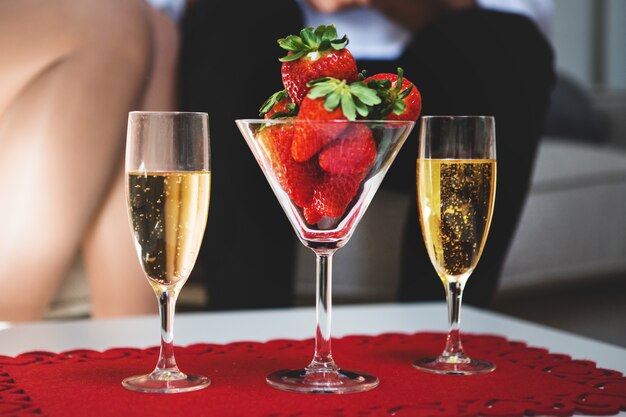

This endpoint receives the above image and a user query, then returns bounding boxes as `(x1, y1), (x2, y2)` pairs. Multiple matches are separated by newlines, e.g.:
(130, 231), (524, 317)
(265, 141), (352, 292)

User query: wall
(552, 0), (626, 90)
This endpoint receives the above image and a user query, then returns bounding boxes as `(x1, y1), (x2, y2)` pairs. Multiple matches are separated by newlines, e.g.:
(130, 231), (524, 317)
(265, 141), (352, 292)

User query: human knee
(59, 0), (154, 82)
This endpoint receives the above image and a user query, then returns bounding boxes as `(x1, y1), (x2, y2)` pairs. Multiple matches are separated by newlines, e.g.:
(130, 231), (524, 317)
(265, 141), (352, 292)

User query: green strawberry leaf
(398, 85), (413, 99)
(396, 67), (404, 90)
(278, 24), (348, 62)
(304, 76), (381, 120)
(379, 106), (393, 119)
(367, 79), (391, 90)
(301, 28), (318, 49)
(330, 35), (349, 50)
(259, 90), (290, 117)
(392, 100), (406, 115)
(279, 51), (307, 62)
(340, 91), (357, 121)
(364, 67), (415, 119)
(268, 104), (298, 119)
(322, 25), (338, 41)
(325, 91), (341, 110)
(319, 39), (331, 51)
(309, 81), (339, 98)
(354, 97), (370, 118)
(350, 82), (382, 106)
(278, 35), (306, 52)
(314, 25), (327, 38)
(307, 77), (331, 86)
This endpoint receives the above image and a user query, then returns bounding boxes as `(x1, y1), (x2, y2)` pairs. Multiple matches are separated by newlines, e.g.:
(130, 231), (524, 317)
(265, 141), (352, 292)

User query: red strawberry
(279, 25), (358, 105)
(303, 205), (323, 225)
(259, 90), (297, 119)
(318, 124), (377, 175)
(292, 96), (346, 162)
(291, 77), (381, 162)
(365, 68), (422, 121)
(308, 171), (366, 219)
(259, 123), (318, 208)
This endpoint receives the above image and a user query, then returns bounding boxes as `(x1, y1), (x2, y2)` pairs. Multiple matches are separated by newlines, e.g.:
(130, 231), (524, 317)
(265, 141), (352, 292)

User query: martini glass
(236, 118), (414, 394)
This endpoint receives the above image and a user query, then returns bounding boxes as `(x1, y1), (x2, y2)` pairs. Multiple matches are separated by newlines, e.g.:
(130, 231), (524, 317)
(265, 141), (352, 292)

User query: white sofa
(497, 139), (626, 295)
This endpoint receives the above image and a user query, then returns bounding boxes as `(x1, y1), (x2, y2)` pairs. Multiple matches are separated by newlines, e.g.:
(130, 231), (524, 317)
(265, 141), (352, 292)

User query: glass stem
(154, 286), (182, 376)
(308, 250), (338, 372)
(442, 280), (469, 362)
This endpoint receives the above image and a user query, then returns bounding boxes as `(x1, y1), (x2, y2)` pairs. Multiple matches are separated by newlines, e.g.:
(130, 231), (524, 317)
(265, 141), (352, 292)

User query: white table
(1, 302), (624, 376)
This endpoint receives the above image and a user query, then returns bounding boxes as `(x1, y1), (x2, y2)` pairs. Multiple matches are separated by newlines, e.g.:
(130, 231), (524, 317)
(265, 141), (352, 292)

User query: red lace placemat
(0, 332), (624, 417)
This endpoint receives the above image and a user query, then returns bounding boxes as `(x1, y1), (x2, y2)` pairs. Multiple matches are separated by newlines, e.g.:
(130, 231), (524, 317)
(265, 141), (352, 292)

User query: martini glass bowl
(236, 118), (414, 393)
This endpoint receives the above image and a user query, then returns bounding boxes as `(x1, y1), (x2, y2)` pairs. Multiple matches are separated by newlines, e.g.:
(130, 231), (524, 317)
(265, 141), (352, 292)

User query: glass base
(413, 356), (495, 375)
(266, 368), (379, 394)
(122, 371), (211, 393)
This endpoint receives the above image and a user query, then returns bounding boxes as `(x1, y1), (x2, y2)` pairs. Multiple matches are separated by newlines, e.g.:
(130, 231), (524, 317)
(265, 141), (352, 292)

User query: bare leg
(83, 7), (181, 318)
(0, 0), (153, 321)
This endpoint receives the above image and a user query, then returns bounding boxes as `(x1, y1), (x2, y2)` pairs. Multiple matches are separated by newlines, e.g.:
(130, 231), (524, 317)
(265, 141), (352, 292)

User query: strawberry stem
(278, 25), (349, 63)
(366, 67), (414, 119)
(306, 77), (381, 121)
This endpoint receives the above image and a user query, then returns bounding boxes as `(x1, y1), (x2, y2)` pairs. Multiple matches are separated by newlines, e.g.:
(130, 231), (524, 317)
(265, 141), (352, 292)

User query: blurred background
(38, 0), (625, 347)
(294, 0), (626, 347)
(552, 0), (625, 92)
(488, 0), (626, 347)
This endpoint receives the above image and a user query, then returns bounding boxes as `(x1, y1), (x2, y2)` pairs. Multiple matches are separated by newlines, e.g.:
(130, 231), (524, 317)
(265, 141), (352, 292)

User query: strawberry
(292, 96), (346, 162)
(303, 205), (323, 225)
(308, 171), (366, 219)
(365, 68), (422, 121)
(278, 25), (358, 105)
(258, 123), (318, 208)
(259, 90), (297, 119)
(318, 124), (376, 175)
(291, 77), (380, 162)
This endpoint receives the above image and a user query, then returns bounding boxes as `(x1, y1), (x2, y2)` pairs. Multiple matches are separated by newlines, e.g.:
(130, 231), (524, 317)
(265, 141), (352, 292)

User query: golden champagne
(127, 171), (211, 286)
(417, 159), (496, 283)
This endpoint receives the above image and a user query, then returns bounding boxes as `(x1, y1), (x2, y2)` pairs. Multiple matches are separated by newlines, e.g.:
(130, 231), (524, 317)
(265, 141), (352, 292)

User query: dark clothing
(179, 0), (304, 310)
(391, 9), (556, 305)
(178, 3), (556, 310)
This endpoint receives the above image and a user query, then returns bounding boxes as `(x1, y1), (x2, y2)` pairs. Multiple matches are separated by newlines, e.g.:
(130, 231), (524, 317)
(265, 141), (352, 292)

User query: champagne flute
(123, 111), (211, 393)
(236, 119), (414, 393)
(414, 115), (496, 375)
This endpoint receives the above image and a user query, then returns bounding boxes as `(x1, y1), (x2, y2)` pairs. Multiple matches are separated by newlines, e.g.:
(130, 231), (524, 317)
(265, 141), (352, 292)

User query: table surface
(0, 301), (624, 376)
